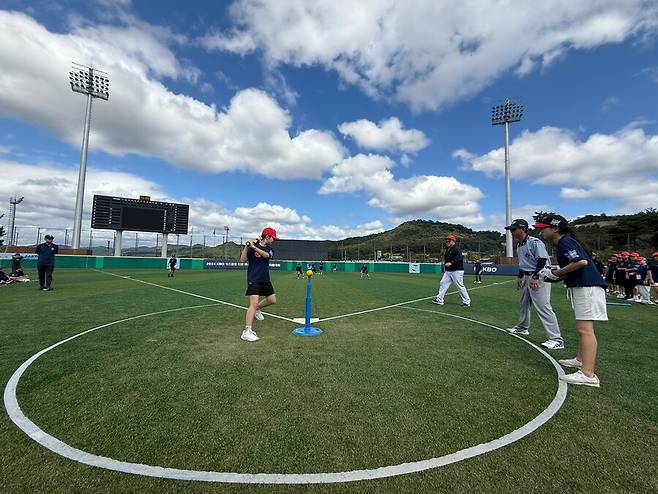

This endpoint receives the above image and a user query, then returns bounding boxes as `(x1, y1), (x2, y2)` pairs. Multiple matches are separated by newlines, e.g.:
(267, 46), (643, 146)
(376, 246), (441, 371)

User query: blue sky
(1, 0), (657, 242)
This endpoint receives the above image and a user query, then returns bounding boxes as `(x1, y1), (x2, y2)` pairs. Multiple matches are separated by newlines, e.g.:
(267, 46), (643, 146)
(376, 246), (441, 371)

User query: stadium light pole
(223, 225), (230, 259)
(491, 99), (523, 258)
(69, 63), (109, 249)
(8, 196), (24, 247)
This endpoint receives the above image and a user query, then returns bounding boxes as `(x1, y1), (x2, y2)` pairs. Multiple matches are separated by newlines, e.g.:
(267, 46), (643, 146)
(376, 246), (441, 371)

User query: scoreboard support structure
(161, 233), (168, 258)
(114, 230), (123, 257)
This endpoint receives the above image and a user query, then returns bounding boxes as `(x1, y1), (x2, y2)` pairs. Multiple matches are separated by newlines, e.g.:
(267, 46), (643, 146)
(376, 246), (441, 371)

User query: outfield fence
(0, 254), (519, 276)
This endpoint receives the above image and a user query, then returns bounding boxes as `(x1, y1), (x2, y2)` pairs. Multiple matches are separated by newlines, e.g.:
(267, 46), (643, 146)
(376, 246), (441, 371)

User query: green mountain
(569, 209), (658, 255)
(327, 219), (503, 261)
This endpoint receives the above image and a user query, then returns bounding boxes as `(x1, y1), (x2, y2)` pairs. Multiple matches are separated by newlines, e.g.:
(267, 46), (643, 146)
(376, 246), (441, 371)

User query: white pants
(638, 285), (651, 303)
(436, 270), (471, 304)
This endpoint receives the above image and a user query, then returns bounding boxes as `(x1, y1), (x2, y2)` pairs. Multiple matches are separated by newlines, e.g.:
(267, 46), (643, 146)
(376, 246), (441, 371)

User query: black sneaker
(461, 303), (471, 307)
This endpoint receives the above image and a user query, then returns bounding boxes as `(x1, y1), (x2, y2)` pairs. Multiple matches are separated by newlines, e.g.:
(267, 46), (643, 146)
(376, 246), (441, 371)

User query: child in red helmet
(239, 227), (279, 342)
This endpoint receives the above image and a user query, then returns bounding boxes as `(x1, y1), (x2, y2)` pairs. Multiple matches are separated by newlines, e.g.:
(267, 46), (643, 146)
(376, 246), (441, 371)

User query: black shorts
(246, 281), (275, 297)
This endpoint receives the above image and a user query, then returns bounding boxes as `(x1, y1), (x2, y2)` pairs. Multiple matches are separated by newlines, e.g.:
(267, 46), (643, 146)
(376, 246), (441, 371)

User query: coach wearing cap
(35, 234), (58, 291)
(433, 234), (471, 306)
(504, 219), (564, 350)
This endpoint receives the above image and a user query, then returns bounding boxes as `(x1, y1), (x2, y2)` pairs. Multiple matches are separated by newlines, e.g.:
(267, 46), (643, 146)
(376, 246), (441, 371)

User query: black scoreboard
(91, 195), (189, 234)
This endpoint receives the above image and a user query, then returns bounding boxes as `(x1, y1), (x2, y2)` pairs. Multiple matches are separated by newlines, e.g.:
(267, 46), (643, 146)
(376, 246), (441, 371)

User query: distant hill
(327, 219), (504, 261)
(93, 209), (658, 261)
(569, 209), (658, 254)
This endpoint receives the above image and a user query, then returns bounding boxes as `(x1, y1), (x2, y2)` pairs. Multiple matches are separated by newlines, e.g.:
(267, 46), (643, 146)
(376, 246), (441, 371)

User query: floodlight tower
(8, 196), (24, 247)
(69, 63), (109, 249)
(491, 99), (524, 258)
(223, 225), (230, 259)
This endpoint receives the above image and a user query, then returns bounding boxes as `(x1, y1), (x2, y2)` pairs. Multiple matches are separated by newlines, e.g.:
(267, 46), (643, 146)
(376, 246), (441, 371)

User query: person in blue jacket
(35, 234), (58, 291)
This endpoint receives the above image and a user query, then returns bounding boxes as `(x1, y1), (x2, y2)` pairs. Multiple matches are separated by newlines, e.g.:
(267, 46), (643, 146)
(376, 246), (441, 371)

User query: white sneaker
(558, 357), (582, 369)
(241, 329), (259, 342)
(505, 327), (530, 336)
(432, 299), (444, 305)
(541, 339), (565, 350)
(254, 310), (265, 321)
(559, 370), (600, 387)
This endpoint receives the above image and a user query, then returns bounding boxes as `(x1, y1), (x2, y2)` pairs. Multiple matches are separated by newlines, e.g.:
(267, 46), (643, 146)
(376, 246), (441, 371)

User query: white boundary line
(4, 299), (567, 485)
(317, 280), (513, 322)
(97, 270), (297, 323)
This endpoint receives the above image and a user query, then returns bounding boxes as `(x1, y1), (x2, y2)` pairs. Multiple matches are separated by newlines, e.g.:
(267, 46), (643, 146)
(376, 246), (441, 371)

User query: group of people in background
(604, 251), (658, 304)
(1, 234), (58, 290)
(435, 212), (614, 388)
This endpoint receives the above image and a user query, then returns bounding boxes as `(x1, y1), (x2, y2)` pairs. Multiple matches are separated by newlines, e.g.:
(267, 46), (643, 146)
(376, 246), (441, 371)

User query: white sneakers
(241, 329), (259, 342)
(505, 327), (530, 336)
(557, 359), (599, 387)
(559, 370), (600, 387)
(242, 311), (265, 341)
(541, 339), (565, 350)
(431, 299), (444, 305)
(558, 357), (582, 368)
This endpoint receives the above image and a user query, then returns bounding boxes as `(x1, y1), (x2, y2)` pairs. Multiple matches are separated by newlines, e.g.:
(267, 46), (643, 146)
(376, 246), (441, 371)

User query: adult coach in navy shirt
(534, 213), (606, 388)
(239, 227), (279, 342)
(35, 234), (58, 291)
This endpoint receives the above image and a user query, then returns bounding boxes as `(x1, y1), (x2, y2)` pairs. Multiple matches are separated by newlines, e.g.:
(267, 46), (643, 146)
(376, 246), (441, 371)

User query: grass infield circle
(4, 303), (568, 485)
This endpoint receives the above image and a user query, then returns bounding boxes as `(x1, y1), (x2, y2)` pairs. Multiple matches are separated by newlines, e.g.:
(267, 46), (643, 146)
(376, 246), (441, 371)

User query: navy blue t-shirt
(247, 242), (273, 282)
(636, 265), (649, 283)
(35, 242), (58, 266)
(649, 262), (658, 279)
(556, 236), (606, 288)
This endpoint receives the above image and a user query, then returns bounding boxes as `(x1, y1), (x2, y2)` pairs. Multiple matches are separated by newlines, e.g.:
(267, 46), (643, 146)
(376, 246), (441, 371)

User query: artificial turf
(1, 268), (657, 493)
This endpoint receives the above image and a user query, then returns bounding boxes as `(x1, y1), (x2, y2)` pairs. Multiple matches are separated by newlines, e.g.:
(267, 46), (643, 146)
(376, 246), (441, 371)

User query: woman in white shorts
(533, 213), (607, 388)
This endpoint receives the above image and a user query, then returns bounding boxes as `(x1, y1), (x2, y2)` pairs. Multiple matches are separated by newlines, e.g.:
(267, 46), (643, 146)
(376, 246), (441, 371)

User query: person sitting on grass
(0, 266), (13, 285)
(9, 267), (30, 283)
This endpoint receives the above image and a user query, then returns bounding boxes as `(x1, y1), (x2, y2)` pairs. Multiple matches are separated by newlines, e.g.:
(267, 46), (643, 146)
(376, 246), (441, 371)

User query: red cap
(621, 251), (630, 256)
(532, 222), (550, 229)
(444, 234), (457, 241)
(630, 252), (639, 257)
(653, 252), (658, 257)
(261, 227), (279, 240)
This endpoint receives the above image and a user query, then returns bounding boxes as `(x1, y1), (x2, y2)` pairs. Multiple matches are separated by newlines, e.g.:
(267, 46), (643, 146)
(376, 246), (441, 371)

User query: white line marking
(317, 279), (513, 322)
(97, 270), (296, 323)
(4, 298), (567, 485)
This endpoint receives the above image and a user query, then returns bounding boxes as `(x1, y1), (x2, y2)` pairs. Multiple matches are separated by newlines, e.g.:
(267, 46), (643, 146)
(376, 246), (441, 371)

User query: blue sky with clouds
(1, 0), (657, 241)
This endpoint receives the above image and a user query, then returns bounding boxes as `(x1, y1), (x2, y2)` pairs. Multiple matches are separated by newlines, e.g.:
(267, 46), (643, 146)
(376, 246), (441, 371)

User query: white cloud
(203, 0), (658, 112)
(338, 117), (429, 153)
(0, 160), (383, 242)
(455, 125), (658, 210)
(0, 11), (345, 180)
(601, 96), (620, 113)
(319, 154), (484, 224)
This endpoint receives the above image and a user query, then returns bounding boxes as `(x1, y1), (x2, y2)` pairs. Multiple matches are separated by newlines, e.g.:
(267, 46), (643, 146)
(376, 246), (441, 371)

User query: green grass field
(2, 268), (657, 493)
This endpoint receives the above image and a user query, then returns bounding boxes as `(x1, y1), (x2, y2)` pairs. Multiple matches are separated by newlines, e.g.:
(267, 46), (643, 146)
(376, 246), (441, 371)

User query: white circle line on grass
(4, 303), (568, 485)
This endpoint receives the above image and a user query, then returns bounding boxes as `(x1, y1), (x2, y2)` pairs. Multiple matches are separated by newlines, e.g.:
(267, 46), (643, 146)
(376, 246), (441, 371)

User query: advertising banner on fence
(409, 263), (421, 274)
(203, 258), (282, 270)
(0, 253), (38, 261)
(464, 262), (519, 276)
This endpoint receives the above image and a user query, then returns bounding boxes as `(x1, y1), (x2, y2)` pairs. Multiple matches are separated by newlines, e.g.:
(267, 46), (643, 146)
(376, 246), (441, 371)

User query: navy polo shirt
(35, 242), (58, 266)
(636, 264), (649, 283)
(247, 242), (273, 283)
(556, 236), (606, 288)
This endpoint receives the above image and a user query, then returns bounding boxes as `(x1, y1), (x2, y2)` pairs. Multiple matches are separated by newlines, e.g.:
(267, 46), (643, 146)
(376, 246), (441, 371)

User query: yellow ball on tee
(306, 270), (314, 277)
